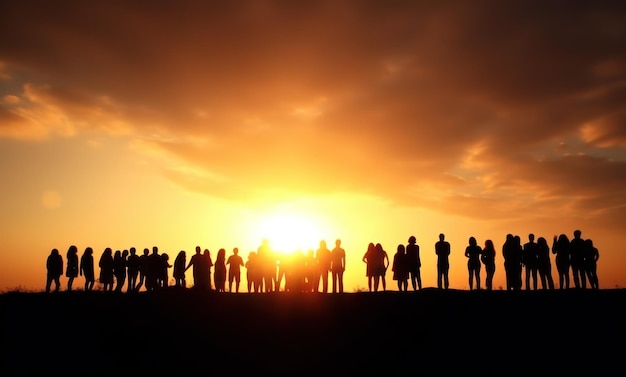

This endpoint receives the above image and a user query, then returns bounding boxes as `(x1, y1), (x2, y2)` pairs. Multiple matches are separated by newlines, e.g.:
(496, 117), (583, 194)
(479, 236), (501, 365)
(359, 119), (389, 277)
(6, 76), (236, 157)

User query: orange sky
(1, 1), (625, 292)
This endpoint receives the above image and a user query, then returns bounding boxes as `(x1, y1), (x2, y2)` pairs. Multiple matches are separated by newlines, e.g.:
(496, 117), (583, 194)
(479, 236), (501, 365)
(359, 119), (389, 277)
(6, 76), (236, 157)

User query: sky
(1, 0), (625, 293)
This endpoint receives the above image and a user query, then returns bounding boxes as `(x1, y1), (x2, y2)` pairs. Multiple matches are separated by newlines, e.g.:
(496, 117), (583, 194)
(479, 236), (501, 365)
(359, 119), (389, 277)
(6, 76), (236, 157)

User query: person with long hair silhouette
(583, 239), (600, 289)
(65, 245), (79, 291)
(245, 251), (261, 293)
(536, 237), (554, 290)
(465, 236), (482, 290)
(159, 253), (172, 288)
(375, 243), (390, 291)
(392, 244), (409, 291)
(316, 240), (332, 293)
(203, 249), (214, 290)
(46, 248), (63, 293)
(257, 239), (275, 293)
(552, 234), (571, 289)
(214, 248), (227, 292)
(173, 250), (187, 288)
(406, 236), (422, 290)
(126, 247), (140, 293)
(362, 242), (376, 292)
(99, 248), (114, 292)
(80, 247), (95, 291)
(481, 239), (496, 290)
(113, 250), (128, 293)
(331, 239), (346, 293)
(227, 247), (244, 293)
(435, 233), (451, 289)
(570, 230), (587, 288)
(522, 234), (539, 290)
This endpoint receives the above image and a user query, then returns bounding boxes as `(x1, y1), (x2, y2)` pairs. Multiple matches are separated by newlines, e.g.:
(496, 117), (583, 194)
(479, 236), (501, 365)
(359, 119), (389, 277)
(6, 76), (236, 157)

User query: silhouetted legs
(437, 265), (449, 289)
(332, 270), (343, 293)
(485, 265), (495, 290)
(525, 266), (538, 290)
(46, 275), (60, 293)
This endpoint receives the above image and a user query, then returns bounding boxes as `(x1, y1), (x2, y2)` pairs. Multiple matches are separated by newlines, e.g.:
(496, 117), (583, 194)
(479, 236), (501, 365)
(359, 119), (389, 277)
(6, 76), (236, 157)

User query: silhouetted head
(85, 247), (93, 256)
(51, 248), (59, 256)
(162, 253), (169, 260)
(439, 233), (445, 241)
(130, 247), (136, 255)
(152, 246), (159, 254)
(233, 247), (239, 255)
(408, 236), (416, 244)
(585, 239), (594, 247)
(143, 248), (149, 256)
(105, 247), (113, 256)
(195, 246), (201, 254)
(397, 244), (405, 254)
(574, 229), (582, 238)
(469, 237), (477, 246)
(319, 240), (327, 249)
(122, 249), (129, 257)
(203, 249), (210, 257)
(537, 237), (547, 247)
(335, 239), (341, 247)
(67, 245), (77, 256)
(528, 234), (535, 242)
(114, 250), (121, 258)
(485, 239), (494, 250)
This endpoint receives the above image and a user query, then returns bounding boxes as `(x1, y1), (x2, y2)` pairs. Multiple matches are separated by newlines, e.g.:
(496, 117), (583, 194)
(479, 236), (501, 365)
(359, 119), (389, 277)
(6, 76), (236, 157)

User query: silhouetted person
(113, 250), (128, 293)
(375, 243), (390, 291)
(522, 234), (539, 290)
(513, 235), (523, 289)
(135, 248), (150, 292)
(552, 234), (571, 289)
(406, 236), (422, 290)
(80, 247), (95, 291)
(331, 239), (346, 293)
(159, 253), (172, 287)
(146, 246), (161, 291)
(570, 230), (587, 289)
(126, 247), (140, 292)
(392, 244), (409, 291)
(65, 245), (79, 291)
(304, 249), (319, 292)
(315, 240), (331, 293)
(536, 237), (554, 290)
(245, 251), (261, 293)
(583, 239), (599, 289)
(186, 246), (208, 290)
(99, 248), (114, 291)
(203, 249), (214, 290)
(275, 252), (288, 292)
(435, 233), (451, 289)
(481, 239), (496, 291)
(173, 250), (187, 288)
(503, 234), (523, 290)
(227, 247), (244, 293)
(363, 242), (377, 292)
(257, 239), (276, 292)
(214, 248), (227, 292)
(465, 236), (482, 290)
(46, 248), (63, 293)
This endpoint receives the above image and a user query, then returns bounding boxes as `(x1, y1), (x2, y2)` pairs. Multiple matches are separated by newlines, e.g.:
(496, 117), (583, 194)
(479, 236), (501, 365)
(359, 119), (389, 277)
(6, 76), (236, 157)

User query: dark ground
(1, 288), (625, 376)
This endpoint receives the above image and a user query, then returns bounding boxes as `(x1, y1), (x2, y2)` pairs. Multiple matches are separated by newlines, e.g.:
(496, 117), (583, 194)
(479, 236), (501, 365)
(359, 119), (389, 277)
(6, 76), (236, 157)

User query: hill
(1, 288), (625, 375)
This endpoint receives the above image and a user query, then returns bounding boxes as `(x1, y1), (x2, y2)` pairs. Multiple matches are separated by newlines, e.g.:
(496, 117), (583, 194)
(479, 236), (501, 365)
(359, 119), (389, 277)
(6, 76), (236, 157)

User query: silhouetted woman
(46, 248), (63, 293)
(245, 251), (261, 293)
(113, 250), (128, 293)
(363, 242), (376, 292)
(552, 234), (570, 289)
(80, 247), (95, 291)
(316, 240), (332, 293)
(65, 245), (79, 291)
(392, 244), (409, 291)
(481, 239), (496, 290)
(406, 236), (422, 290)
(99, 248), (114, 291)
(214, 248), (227, 292)
(536, 237), (554, 290)
(583, 239), (599, 289)
(173, 250), (187, 288)
(465, 237), (482, 290)
(203, 249), (214, 290)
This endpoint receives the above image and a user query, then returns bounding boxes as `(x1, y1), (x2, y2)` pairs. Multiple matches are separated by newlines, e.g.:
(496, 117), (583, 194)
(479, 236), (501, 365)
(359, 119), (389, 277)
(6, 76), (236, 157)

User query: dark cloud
(1, 0), (626, 227)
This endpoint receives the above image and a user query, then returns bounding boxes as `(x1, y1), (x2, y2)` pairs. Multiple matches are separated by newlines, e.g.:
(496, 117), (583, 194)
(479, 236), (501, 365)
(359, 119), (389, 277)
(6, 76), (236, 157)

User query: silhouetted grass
(1, 288), (624, 375)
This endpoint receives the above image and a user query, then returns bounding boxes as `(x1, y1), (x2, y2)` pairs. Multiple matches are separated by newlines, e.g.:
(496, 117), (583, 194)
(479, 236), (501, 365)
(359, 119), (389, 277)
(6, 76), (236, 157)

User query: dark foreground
(1, 288), (625, 376)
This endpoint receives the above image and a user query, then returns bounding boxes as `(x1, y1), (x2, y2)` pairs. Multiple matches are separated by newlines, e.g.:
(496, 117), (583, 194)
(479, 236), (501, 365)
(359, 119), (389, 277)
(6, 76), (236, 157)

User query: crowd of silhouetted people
(45, 230), (600, 294)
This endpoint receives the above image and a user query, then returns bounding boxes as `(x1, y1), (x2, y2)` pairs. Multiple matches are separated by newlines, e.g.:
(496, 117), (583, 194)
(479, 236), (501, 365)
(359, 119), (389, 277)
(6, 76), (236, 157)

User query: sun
(253, 211), (327, 255)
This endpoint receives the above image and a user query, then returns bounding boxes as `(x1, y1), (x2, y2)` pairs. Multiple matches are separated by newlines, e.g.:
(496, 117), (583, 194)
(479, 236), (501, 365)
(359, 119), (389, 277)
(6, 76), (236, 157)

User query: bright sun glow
(254, 212), (326, 255)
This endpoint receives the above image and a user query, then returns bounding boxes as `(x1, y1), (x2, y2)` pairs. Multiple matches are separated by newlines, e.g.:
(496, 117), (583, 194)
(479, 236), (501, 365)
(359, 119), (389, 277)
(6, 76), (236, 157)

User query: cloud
(1, 1), (626, 227)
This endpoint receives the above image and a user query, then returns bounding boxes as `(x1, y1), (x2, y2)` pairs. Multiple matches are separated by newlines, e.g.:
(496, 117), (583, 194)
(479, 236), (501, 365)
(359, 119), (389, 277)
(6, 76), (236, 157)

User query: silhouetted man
(435, 233), (450, 289)
(46, 248), (63, 293)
